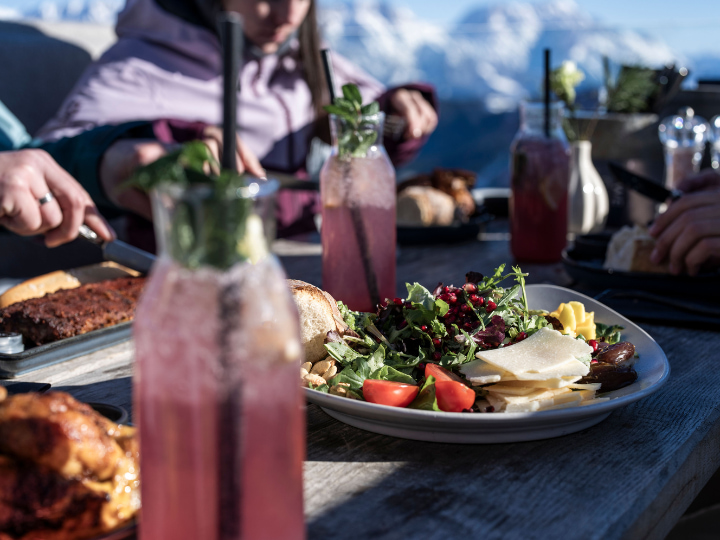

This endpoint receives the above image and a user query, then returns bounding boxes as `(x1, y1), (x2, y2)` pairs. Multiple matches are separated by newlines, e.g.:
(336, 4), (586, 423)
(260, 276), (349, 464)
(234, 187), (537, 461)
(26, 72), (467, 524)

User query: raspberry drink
(509, 102), (570, 263)
(320, 106), (396, 312)
(134, 183), (304, 540)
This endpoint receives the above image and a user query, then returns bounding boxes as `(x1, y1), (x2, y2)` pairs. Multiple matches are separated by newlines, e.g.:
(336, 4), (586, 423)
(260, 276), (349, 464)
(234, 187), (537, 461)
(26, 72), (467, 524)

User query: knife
(78, 225), (156, 274)
(608, 162), (683, 203)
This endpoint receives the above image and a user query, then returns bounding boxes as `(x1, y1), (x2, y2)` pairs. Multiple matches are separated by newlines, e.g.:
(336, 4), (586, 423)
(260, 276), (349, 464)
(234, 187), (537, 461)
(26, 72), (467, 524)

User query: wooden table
(9, 221), (720, 540)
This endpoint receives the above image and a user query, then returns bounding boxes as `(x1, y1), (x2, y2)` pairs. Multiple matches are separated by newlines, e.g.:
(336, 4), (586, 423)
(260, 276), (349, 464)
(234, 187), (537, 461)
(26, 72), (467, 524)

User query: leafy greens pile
(312, 265), (552, 400)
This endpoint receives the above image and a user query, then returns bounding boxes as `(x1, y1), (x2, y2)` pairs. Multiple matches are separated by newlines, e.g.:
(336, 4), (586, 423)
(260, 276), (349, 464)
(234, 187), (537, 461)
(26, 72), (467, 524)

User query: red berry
(433, 351), (442, 361)
(445, 315), (456, 325)
(463, 322), (472, 330)
(516, 332), (527, 342)
(463, 283), (478, 293)
(393, 297), (403, 305)
(588, 339), (598, 352)
(418, 363), (426, 370)
(439, 293), (450, 302)
(469, 294), (480, 304)
(421, 325), (428, 332)
(433, 338), (442, 347)
(443, 286), (451, 294)
(485, 300), (497, 313)
(448, 294), (457, 304)
(460, 304), (471, 313)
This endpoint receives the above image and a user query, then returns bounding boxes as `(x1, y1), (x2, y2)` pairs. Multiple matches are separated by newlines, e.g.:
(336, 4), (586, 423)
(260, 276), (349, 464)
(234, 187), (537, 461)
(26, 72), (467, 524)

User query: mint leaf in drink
(323, 83), (380, 158)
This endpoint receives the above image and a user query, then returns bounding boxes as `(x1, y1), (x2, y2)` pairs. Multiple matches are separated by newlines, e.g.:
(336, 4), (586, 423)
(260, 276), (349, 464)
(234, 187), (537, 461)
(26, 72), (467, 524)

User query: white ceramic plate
(304, 284), (670, 444)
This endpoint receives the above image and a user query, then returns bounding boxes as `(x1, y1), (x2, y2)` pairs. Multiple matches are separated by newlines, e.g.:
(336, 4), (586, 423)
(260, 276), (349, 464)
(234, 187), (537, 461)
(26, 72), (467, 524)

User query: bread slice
(287, 280), (347, 364)
(603, 225), (669, 273)
(397, 186), (456, 226)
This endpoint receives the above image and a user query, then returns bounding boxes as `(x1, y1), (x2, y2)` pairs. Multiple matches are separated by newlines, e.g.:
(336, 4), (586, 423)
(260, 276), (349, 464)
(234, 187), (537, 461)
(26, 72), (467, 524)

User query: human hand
(676, 168), (720, 193)
(201, 126), (266, 178)
(0, 149), (115, 247)
(648, 190), (720, 276)
(389, 89), (438, 140)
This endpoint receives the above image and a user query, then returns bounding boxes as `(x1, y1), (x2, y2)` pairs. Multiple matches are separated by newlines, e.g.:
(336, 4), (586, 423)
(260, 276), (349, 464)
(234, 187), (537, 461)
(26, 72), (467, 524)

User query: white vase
(568, 140), (609, 234)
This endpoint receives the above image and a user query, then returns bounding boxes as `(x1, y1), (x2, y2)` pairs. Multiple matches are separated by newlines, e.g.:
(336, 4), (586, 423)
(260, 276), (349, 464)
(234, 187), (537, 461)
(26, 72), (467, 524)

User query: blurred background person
(37, 0), (438, 237)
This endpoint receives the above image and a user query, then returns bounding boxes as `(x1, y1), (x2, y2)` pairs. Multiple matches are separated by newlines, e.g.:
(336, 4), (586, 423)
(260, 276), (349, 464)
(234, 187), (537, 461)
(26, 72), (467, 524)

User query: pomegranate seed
(439, 293), (450, 302)
(443, 286), (451, 293)
(516, 332), (527, 342)
(588, 339), (598, 352)
(463, 322), (472, 330)
(462, 408), (474, 413)
(591, 359), (598, 364)
(418, 363), (426, 370)
(448, 294), (457, 304)
(472, 321), (481, 329)
(469, 294), (480, 304)
(432, 338), (442, 347)
(460, 304), (470, 313)
(399, 320), (408, 329)
(404, 301), (413, 308)
(421, 325), (428, 332)
(485, 300), (497, 312)
(393, 297), (403, 305)
(445, 316), (456, 325)
(463, 283), (478, 293)
(432, 351), (442, 361)
(485, 406), (495, 413)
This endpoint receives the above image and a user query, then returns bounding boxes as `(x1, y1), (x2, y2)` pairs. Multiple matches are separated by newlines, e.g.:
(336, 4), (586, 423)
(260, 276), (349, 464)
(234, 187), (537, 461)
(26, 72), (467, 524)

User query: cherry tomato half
(435, 380), (476, 412)
(425, 363), (465, 384)
(363, 379), (419, 408)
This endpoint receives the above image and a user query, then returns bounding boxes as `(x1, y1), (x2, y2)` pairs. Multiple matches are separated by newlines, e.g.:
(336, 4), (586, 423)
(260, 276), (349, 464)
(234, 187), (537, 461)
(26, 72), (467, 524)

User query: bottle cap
(0, 332), (24, 354)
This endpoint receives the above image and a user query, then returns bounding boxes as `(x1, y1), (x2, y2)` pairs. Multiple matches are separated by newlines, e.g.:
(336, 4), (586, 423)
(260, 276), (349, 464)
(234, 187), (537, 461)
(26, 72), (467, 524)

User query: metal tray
(0, 323), (132, 378)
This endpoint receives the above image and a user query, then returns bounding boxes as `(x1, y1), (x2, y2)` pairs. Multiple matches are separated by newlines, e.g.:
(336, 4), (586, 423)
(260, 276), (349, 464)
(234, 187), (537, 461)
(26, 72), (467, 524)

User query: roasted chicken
(0, 392), (139, 540)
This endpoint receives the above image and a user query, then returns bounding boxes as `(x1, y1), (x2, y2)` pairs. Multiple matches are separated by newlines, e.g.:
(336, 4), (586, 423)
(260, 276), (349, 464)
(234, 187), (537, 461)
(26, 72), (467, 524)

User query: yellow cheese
(557, 304), (577, 337)
(477, 328), (591, 377)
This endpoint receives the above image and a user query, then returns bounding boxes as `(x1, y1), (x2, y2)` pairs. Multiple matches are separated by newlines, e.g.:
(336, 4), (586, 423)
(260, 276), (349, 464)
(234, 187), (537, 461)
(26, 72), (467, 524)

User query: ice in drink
(321, 153), (396, 313)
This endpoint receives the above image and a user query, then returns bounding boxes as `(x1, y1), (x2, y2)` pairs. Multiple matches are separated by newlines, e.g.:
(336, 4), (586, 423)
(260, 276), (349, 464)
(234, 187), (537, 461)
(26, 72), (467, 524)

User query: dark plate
(563, 234), (720, 299)
(397, 208), (494, 245)
(88, 402), (130, 425)
(0, 323), (132, 378)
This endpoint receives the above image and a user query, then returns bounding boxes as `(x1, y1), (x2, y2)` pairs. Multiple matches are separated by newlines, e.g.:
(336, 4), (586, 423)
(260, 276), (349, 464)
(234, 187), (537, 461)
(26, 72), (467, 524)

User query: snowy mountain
(18, 0), (123, 24)
(319, 0), (679, 111)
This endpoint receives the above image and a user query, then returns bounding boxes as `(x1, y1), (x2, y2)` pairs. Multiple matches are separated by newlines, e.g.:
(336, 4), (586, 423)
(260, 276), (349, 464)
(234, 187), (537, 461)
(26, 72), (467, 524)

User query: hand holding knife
(608, 162), (683, 202)
(78, 224), (156, 274)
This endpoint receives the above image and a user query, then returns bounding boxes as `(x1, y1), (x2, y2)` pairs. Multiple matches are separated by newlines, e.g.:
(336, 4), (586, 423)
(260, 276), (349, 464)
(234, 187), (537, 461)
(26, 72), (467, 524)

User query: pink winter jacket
(38, 0), (435, 236)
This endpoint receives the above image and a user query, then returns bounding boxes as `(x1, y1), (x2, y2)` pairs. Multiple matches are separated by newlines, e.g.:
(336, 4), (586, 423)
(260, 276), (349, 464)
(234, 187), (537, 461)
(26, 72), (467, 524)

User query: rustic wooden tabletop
(9, 220), (720, 540)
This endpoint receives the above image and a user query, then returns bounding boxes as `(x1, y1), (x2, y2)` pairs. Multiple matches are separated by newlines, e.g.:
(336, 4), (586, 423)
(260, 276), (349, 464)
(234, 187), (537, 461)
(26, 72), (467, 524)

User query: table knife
(78, 225), (156, 274)
(608, 162), (683, 203)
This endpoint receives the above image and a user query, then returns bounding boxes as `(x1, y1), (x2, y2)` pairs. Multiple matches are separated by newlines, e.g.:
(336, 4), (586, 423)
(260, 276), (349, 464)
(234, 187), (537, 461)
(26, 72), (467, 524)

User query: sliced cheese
(489, 388), (557, 404)
(505, 401), (541, 413)
(567, 382), (602, 391)
(485, 394), (508, 412)
(483, 384), (539, 396)
(460, 357), (514, 385)
(576, 389), (597, 401)
(494, 377), (581, 389)
(512, 359), (589, 380)
(476, 328), (591, 376)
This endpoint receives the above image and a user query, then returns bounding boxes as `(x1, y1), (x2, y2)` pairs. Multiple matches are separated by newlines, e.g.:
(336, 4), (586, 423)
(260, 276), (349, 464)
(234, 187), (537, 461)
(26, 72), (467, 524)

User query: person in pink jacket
(39, 0), (438, 237)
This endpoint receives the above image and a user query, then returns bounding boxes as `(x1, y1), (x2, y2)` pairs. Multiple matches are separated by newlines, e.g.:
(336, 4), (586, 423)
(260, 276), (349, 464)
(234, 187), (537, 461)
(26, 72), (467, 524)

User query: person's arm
(0, 149), (114, 247)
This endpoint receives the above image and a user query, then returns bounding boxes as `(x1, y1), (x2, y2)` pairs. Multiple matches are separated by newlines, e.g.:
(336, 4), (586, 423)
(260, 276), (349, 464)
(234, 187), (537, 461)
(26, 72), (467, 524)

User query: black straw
(321, 49), (337, 104)
(220, 12), (243, 171)
(544, 48), (551, 138)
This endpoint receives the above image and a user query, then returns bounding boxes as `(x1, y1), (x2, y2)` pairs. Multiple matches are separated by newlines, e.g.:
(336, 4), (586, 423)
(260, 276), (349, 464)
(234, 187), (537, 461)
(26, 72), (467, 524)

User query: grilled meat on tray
(0, 277), (145, 347)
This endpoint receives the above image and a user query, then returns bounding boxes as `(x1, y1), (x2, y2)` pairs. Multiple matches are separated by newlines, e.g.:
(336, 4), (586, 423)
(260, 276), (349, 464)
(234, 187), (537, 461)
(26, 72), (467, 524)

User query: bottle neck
(330, 112), (386, 158)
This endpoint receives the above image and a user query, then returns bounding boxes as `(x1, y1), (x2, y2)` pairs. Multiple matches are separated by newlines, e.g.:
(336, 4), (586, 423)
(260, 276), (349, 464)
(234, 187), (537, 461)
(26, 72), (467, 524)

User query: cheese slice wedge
(476, 327), (591, 377)
(493, 376), (581, 389)
(460, 357), (514, 385)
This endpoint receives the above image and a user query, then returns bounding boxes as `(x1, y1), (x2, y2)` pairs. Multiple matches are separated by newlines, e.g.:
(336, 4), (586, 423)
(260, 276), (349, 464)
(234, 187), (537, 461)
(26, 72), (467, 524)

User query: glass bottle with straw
(319, 49), (396, 312)
(509, 49), (570, 263)
(133, 13), (305, 540)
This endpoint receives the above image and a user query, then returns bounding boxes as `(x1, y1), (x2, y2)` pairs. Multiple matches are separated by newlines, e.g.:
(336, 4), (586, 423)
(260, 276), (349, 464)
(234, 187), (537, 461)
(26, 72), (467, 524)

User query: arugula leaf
(369, 365), (416, 384)
(408, 375), (439, 411)
(329, 366), (365, 392)
(596, 323), (624, 344)
(325, 341), (362, 365)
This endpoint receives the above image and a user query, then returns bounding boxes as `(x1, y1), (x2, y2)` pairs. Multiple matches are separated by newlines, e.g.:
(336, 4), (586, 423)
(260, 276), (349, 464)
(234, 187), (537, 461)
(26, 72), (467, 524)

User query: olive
(595, 342), (635, 365)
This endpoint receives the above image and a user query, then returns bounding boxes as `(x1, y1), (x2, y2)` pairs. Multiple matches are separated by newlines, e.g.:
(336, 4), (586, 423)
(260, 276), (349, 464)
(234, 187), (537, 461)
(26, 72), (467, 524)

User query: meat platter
(0, 263), (143, 378)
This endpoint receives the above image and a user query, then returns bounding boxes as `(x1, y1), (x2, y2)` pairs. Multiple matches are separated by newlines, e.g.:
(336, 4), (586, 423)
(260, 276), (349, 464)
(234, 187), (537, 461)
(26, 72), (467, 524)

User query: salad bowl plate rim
(304, 284), (670, 442)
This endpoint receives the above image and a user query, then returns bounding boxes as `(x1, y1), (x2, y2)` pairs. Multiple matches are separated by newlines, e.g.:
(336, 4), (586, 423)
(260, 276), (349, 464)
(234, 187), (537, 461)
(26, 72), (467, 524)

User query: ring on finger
(38, 192), (54, 205)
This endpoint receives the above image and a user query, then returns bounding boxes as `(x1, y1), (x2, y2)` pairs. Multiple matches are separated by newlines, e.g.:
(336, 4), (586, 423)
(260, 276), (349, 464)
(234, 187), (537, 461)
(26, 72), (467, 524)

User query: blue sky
(2, 0), (719, 55)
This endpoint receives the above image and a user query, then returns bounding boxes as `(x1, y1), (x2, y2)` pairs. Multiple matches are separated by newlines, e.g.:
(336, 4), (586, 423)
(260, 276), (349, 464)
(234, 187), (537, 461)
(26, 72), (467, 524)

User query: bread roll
(287, 280), (347, 364)
(397, 186), (456, 226)
(604, 225), (669, 273)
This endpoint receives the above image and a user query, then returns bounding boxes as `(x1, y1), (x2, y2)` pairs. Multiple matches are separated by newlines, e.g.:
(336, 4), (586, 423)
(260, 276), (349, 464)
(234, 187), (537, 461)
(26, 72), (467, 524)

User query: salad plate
(304, 284), (670, 444)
